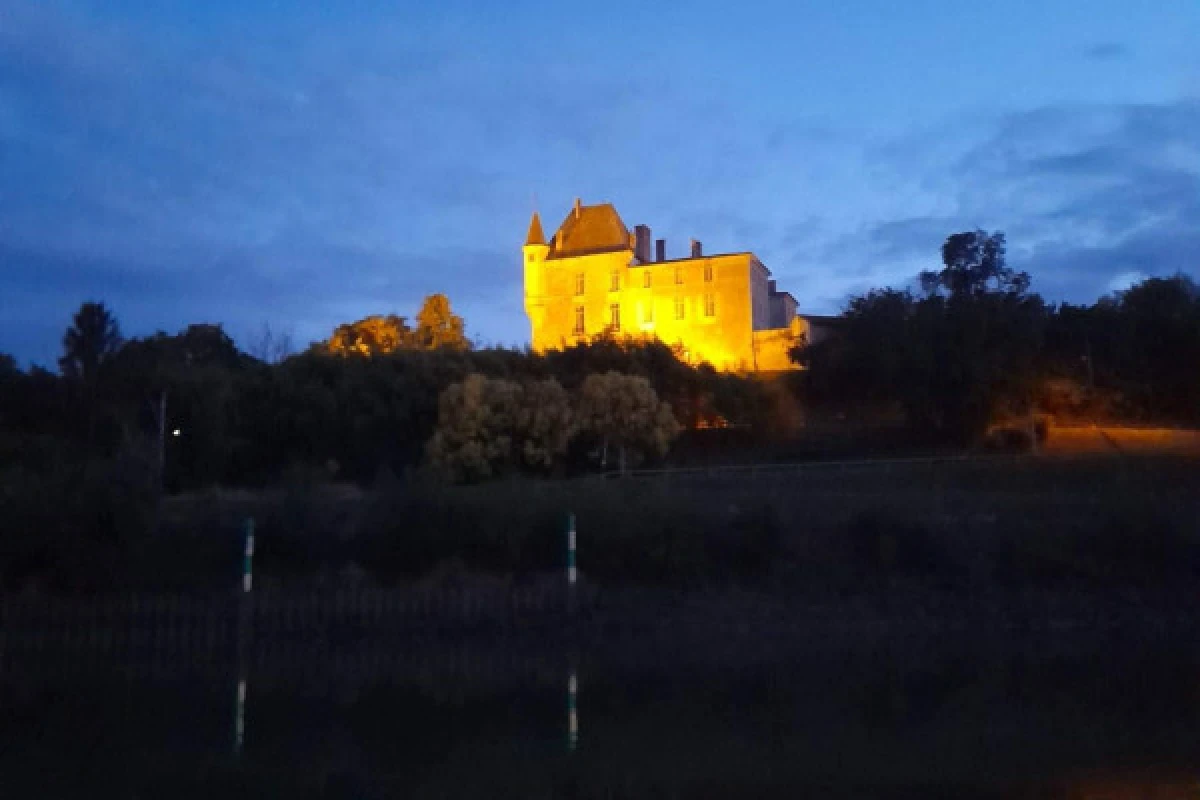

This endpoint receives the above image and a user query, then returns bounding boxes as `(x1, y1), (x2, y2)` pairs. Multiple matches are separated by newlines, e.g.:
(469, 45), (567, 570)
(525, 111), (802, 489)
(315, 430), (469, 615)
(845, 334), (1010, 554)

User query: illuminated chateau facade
(523, 199), (808, 371)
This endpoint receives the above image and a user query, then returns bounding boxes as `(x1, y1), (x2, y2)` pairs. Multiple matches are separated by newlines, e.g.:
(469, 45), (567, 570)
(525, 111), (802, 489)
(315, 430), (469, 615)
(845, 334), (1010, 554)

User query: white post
(234, 677), (247, 755)
(235, 516), (254, 755)
(566, 513), (577, 617)
(242, 519), (255, 593)
(567, 670), (579, 752)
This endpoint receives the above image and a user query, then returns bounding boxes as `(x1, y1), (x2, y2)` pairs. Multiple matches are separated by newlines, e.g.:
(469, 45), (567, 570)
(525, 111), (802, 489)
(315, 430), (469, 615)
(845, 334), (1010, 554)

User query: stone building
(523, 199), (809, 371)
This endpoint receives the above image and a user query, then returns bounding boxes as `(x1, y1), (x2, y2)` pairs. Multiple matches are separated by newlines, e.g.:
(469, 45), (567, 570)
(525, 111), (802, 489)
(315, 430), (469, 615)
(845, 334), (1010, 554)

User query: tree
(327, 315), (414, 356)
(59, 301), (123, 451)
(516, 378), (574, 470)
(415, 294), (468, 351)
(574, 371), (680, 471)
(247, 322), (294, 364)
(800, 232), (1046, 442)
(0, 353), (20, 431)
(426, 374), (576, 481)
(426, 373), (522, 482)
(59, 301), (123, 383)
(919, 230), (1029, 298)
(1109, 275), (1200, 420)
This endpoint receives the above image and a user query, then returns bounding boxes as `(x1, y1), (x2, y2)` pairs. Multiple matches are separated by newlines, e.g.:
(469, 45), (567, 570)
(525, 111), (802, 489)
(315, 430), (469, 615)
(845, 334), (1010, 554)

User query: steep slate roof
(548, 202), (631, 258)
(525, 212), (546, 246)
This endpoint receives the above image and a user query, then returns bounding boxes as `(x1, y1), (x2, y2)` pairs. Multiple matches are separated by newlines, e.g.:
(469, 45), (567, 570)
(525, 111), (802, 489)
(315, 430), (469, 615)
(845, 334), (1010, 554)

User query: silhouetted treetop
(59, 301), (122, 383)
(920, 230), (1030, 298)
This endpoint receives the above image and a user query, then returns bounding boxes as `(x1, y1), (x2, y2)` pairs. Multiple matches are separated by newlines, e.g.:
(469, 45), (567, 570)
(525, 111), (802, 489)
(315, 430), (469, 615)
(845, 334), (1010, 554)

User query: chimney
(655, 238), (666, 262)
(633, 224), (651, 263)
(690, 239), (702, 258)
(768, 279), (777, 293)
(573, 197), (582, 219)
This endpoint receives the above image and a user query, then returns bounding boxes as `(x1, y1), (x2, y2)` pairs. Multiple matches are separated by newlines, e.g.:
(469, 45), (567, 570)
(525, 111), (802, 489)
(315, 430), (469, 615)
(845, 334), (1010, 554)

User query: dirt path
(1044, 425), (1200, 455)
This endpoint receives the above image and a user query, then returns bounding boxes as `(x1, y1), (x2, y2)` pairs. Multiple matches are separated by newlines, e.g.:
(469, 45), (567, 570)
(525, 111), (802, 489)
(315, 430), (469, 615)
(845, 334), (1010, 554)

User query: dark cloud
(0, 235), (513, 367)
(0, 3), (660, 363)
(1, 4), (1195, 364)
(841, 99), (1200, 303)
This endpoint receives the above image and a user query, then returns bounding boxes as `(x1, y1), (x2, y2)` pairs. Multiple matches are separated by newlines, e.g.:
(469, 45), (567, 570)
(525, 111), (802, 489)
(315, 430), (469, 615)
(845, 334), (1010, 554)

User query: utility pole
(156, 389), (167, 493)
(1084, 338), (1095, 390)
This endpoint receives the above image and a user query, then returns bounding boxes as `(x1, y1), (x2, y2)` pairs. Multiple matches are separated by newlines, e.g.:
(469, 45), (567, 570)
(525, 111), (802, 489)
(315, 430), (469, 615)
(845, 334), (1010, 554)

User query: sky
(1, 0), (1198, 367)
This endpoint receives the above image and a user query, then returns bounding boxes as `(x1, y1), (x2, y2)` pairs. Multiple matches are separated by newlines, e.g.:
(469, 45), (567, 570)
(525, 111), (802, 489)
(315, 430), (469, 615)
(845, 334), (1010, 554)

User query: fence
(0, 583), (587, 674)
(600, 453), (1040, 481)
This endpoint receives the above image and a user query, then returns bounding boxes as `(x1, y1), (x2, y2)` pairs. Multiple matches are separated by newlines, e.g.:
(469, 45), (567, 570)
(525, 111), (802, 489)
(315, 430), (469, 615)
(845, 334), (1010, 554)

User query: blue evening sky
(2, 0), (1198, 366)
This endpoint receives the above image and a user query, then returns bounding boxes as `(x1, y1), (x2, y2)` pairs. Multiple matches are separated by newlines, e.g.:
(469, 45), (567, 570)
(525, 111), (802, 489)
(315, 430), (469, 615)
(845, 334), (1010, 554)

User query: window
(610, 271), (620, 291)
(574, 306), (585, 335)
(643, 271), (652, 288)
(575, 273), (585, 295)
(674, 297), (685, 320)
(674, 266), (683, 285)
(609, 303), (621, 329)
(642, 301), (653, 324)
(704, 263), (713, 282)
(527, 253), (534, 263)
(704, 293), (715, 317)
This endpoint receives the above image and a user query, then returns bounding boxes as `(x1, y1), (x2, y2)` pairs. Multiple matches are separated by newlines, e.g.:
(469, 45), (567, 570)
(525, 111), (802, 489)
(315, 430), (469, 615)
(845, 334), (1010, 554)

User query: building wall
(525, 247), (764, 370)
(749, 259), (771, 331)
(751, 316), (810, 372)
(768, 292), (798, 329)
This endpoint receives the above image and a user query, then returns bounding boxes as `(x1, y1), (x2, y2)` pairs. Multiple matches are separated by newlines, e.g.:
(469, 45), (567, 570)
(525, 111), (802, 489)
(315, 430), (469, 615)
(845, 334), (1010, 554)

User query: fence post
(566, 513), (577, 618)
(567, 667), (579, 752)
(235, 516), (254, 757)
(242, 518), (255, 594)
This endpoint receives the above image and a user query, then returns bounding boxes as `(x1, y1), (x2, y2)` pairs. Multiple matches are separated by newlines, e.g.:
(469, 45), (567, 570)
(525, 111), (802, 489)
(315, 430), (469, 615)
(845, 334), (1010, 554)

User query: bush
(0, 447), (158, 592)
(981, 417), (1048, 452)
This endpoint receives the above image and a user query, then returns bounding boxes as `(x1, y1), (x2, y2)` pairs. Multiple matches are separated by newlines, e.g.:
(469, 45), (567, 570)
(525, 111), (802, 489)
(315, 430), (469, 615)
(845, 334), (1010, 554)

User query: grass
(137, 453), (1200, 595)
(5, 449), (1199, 595)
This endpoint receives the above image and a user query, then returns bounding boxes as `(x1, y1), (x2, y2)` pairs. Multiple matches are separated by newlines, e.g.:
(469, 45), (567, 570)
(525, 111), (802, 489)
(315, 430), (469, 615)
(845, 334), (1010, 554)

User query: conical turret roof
(525, 211), (546, 246)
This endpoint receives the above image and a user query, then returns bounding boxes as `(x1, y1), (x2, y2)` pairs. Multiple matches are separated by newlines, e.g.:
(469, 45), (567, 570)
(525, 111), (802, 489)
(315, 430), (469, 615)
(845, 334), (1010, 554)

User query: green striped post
(242, 518), (255, 593)
(235, 517), (254, 756)
(566, 513), (577, 617)
(234, 677), (247, 755)
(567, 670), (579, 752)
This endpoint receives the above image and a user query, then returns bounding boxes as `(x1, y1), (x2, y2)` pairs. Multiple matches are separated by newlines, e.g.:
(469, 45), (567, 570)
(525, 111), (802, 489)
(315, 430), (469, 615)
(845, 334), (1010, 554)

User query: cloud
(0, 235), (517, 367)
(1, 3), (1196, 361)
(831, 99), (1200, 306)
(1106, 270), (1149, 293)
(1082, 42), (1131, 62)
(0, 2), (700, 362)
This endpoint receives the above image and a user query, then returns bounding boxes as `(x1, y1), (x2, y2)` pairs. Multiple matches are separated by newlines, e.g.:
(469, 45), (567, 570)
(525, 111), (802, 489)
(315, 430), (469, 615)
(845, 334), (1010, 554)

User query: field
(129, 448), (1200, 597)
(6, 449), (1200, 796)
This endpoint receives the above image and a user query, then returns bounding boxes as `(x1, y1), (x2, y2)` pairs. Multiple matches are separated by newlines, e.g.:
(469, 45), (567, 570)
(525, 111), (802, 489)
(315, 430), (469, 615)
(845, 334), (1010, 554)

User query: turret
(523, 211), (550, 338)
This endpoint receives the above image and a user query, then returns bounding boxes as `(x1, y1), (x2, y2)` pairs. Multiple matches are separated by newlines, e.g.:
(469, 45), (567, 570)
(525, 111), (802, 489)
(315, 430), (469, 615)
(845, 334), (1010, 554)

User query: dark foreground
(3, 613), (1200, 799)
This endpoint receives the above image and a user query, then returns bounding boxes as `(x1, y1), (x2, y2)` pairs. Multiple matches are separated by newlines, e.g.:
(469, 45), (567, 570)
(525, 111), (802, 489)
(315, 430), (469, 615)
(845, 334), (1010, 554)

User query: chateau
(523, 199), (809, 371)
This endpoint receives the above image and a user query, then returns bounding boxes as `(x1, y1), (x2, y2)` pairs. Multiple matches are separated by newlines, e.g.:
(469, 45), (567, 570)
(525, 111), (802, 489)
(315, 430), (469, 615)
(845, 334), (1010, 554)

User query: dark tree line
(796, 230), (1200, 442)
(2, 239), (1199, 594)
(2, 296), (785, 590)
(0, 298), (776, 492)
